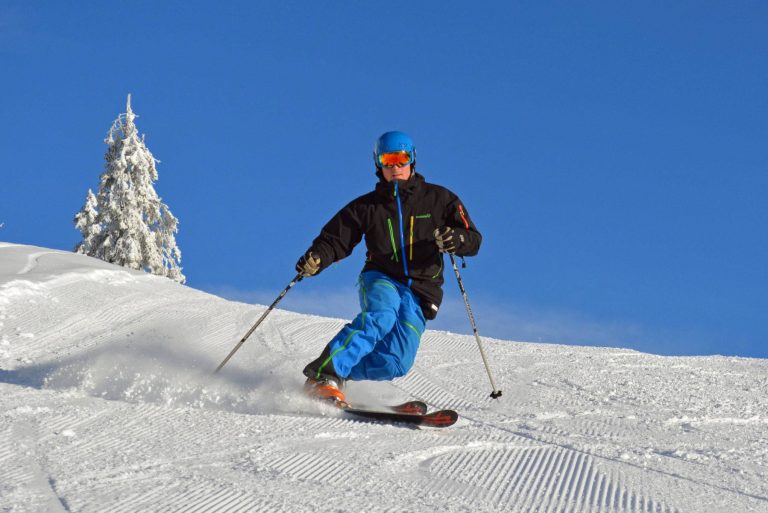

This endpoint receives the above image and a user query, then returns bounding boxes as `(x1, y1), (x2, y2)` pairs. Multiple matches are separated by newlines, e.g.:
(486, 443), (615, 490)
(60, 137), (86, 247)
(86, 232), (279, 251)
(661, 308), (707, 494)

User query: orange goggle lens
(378, 151), (412, 167)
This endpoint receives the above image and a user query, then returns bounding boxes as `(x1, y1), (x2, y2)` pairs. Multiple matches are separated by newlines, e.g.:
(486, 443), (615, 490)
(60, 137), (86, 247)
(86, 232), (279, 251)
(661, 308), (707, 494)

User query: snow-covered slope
(1, 242), (766, 513)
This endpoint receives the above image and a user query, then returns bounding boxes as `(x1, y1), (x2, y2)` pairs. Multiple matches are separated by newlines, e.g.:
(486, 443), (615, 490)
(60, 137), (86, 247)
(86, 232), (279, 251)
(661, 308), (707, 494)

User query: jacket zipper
(458, 204), (470, 229)
(409, 215), (414, 261)
(387, 217), (399, 262)
(394, 182), (411, 286)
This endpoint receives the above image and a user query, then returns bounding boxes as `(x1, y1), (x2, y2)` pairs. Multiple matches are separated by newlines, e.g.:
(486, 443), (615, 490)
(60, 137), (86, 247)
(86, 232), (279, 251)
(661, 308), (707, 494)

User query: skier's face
(381, 164), (412, 182)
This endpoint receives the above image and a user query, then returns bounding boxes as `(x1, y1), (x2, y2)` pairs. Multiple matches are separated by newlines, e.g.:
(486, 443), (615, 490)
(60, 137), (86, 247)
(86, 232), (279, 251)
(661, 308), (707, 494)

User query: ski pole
(214, 274), (303, 374)
(448, 254), (502, 399)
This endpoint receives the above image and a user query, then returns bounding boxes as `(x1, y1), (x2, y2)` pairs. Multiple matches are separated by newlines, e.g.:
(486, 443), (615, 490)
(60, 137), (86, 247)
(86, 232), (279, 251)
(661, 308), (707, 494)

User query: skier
(296, 131), (482, 404)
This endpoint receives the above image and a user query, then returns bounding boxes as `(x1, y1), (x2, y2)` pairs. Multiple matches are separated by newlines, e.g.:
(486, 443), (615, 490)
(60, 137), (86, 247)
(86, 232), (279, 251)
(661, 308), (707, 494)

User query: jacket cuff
(309, 244), (335, 272)
(453, 227), (480, 256)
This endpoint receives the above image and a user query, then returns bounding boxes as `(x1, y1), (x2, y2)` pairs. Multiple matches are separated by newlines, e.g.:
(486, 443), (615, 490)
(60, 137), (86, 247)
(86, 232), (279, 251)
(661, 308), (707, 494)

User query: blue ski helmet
(373, 131), (416, 169)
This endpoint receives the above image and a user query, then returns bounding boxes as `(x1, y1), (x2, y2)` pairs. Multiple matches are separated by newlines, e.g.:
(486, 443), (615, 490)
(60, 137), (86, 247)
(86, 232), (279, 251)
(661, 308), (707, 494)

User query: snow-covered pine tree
(74, 94), (185, 283)
(73, 189), (99, 254)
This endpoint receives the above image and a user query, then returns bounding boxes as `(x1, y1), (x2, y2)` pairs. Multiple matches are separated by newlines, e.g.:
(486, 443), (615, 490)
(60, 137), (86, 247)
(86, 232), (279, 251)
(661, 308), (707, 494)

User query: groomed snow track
(1, 243), (767, 513)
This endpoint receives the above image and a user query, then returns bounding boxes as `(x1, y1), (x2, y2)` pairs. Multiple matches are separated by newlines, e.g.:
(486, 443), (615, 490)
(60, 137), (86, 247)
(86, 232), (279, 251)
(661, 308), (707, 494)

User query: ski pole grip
(490, 390), (503, 399)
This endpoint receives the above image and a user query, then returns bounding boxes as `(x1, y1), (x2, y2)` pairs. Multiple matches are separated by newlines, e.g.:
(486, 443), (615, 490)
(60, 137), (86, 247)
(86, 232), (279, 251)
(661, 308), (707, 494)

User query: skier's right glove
(434, 226), (464, 254)
(295, 251), (321, 277)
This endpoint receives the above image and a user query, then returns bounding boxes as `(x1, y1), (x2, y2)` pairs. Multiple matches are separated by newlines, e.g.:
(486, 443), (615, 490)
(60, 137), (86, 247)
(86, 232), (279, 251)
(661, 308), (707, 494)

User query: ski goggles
(378, 151), (413, 168)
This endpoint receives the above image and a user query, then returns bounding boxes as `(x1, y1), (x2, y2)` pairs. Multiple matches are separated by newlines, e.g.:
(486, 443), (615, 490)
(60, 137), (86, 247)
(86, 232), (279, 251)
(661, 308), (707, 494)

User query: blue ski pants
(321, 271), (426, 381)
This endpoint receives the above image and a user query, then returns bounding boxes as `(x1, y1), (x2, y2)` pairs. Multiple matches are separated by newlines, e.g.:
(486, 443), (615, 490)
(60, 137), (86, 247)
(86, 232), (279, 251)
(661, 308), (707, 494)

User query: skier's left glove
(295, 251), (321, 277)
(434, 226), (464, 254)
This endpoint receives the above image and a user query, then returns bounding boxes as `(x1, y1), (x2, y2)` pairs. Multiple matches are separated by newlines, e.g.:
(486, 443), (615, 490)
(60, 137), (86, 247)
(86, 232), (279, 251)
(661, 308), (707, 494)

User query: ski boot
(304, 376), (347, 407)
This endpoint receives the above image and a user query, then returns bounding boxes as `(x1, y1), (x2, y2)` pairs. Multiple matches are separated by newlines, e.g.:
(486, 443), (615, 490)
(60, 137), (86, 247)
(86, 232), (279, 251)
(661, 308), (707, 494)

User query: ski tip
(420, 409), (459, 428)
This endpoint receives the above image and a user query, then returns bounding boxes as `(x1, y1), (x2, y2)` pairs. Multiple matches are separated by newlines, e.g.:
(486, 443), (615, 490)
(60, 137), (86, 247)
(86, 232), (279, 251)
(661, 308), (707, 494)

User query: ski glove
(296, 251), (321, 277)
(434, 226), (464, 254)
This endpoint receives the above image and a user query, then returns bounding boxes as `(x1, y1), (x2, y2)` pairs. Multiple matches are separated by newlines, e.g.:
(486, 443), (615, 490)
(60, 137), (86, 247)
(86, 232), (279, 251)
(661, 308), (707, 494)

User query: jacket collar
(375, 172), (424, 200)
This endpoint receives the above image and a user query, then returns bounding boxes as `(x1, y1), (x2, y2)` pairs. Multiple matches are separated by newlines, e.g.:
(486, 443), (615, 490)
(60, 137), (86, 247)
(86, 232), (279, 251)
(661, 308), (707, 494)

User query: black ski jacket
(306, 172), (481, 319)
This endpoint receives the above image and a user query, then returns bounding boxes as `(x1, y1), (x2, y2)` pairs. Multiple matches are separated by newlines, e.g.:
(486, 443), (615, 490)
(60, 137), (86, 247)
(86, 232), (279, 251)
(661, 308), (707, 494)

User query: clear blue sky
(2, 2), (766, 358)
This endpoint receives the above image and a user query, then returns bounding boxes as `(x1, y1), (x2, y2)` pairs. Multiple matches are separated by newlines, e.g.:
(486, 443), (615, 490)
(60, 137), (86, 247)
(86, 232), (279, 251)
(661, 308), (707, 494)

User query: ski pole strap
(214, 274), (303, 374)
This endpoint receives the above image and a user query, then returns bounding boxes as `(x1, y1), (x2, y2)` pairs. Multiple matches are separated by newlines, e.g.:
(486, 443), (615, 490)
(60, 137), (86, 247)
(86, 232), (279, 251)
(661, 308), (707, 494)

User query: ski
(340, 405), (458, 428)
(306, 395), (456, 427)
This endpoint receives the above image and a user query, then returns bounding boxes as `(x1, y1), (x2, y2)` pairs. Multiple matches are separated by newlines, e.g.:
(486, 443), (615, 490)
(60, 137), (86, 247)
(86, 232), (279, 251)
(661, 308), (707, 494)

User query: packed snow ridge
(1, 242), (766, 513)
